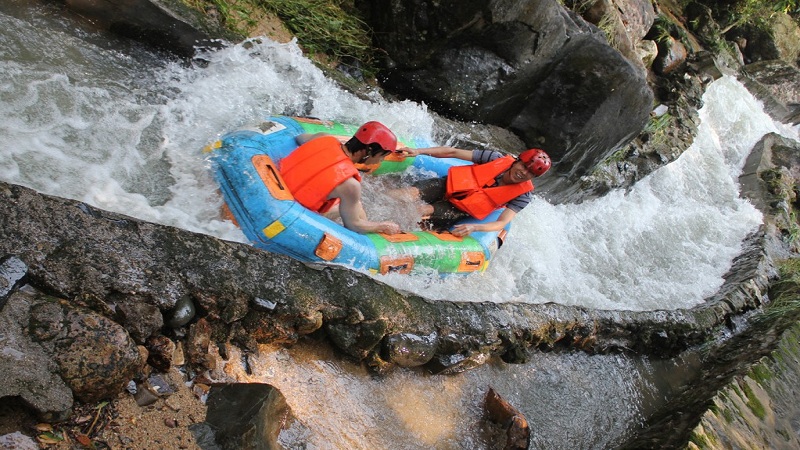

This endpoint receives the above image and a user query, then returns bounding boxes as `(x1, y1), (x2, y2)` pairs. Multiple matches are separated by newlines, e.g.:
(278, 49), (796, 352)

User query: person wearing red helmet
(280, 121), (403, 234)
(398, 146), (551, 237)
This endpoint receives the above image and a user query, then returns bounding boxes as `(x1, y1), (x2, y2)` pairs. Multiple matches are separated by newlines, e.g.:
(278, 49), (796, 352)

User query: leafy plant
(259, 0), (374, 69)
(182, 0), (377, 76)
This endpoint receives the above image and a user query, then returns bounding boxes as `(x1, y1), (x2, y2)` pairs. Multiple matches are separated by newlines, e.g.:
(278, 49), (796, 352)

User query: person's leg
(420, 200), (470, 232)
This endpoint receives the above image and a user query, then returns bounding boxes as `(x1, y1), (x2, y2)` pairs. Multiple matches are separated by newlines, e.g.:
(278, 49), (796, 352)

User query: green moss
(688, 427), (713, 449)
(761, 259), (800, 323)
(749, 362), (774, 385)
(741, 381), (767, 420)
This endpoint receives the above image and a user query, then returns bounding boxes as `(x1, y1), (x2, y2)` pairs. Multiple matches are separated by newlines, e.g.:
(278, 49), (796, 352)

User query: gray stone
(0, 255), (27, 310)
(168, 296), (196, 328)
(0, 432), (39, 450)
(382, 332), (438, 367)
(0, 291), (73, 420)
(63, 0), (239, 57)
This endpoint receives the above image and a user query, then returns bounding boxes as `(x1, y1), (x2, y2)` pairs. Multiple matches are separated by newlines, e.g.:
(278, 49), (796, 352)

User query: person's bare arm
(295, 132), (329, 145)
(403, 146), (474, 161)
(450, 208), (517, 237)
(330, 178), (401, 234)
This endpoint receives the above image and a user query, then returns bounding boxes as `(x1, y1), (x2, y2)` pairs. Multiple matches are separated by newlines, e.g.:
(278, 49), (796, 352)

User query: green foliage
(182, 0), (376, 76)
(185, 0), (260, 35)
(651, 15), (676, 45)
(644, 112), (672, 134)
(787, 211), (800, 244)
(714, 0), (800, 33)
(760, 259), (800, 323)
(749, 363), (773, 385)
(258, 0), (374, 68)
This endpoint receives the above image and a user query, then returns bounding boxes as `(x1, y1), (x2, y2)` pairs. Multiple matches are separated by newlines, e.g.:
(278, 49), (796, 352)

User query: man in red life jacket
(400, 146), (551, 237)
(279, 121), (403, 235)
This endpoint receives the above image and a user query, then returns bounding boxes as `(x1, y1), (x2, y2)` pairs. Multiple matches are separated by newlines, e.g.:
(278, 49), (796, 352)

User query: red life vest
(445, 156), (533, 220)
(279, 136), (361, 214)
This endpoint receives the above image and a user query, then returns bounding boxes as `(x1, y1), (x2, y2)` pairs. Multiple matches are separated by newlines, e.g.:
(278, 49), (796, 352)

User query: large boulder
(61, 0), (239, 56)
(357, 0), (654, 193)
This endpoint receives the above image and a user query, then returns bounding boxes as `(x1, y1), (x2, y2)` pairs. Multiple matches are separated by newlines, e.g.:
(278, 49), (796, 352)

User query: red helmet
(354, 121), (398, 152)
(519, 149), (551, 176)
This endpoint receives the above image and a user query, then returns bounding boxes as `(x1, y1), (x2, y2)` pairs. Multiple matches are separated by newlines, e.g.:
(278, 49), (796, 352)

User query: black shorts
(413, 177), (470, 231)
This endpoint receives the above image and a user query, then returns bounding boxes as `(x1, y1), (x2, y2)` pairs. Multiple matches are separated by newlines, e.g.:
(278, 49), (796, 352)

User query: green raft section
(294, 119), (417, 174)
(366, 231), (491, 274)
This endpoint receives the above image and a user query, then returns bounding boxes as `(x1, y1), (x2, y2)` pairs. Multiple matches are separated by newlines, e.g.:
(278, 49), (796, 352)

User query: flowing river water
(2, 1), (800, 448)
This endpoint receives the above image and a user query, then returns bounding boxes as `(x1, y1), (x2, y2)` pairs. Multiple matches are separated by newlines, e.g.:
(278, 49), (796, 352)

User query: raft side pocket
(379, 255), (415, 274)
(458, 251), (486, 272)
(315, 233), (343, 261)
(252, 154), (293, 201)
(379, 232), (420, 243)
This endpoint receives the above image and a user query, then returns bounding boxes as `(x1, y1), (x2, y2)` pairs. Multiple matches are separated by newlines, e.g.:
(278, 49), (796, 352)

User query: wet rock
(325, 319), (388, 360)
(62, 0), (237, 58)
(0, 255), (27, 310)
(186, 318), (216, 370)
(382, 332), (438, 367)
(740, 60), (800, 125)
(0, 291), (73, 420)
(169, 296), (196, 328)
(484, 387), (531, 450)
(146, 335), (177, 372)
(116, 296), (164, 343)
(360, 0), (653, 192)
(427, 351), (491, 375)
(296, 310), (323, 334)
(28, 296), (142, 403)
(0, 176), (789, 371)
(201, 383), (309, 450)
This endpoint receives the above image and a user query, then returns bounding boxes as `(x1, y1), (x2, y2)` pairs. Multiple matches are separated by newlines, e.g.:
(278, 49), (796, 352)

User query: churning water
(1, 1), (797, 314)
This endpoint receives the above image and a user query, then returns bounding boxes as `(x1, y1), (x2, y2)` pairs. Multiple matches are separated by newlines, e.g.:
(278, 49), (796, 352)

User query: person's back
(279, 121), (402, 235)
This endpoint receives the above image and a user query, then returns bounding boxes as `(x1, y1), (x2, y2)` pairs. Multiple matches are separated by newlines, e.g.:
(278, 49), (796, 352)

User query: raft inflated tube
(206, 115), (511, 275)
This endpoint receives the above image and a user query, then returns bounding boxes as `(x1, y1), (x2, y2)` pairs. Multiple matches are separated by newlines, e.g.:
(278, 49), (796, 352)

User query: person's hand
(400, 147), (420, 157)
(377, 221), (402, 235)
(450, 223), (476, 237)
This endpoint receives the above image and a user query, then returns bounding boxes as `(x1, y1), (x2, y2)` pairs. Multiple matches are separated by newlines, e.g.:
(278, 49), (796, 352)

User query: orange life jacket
(445, 156), (533, 220)
(279, 136), (361, 214)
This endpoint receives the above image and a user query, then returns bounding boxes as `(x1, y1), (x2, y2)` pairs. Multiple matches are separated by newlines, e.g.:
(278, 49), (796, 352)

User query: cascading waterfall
(3, 2), (800, 448)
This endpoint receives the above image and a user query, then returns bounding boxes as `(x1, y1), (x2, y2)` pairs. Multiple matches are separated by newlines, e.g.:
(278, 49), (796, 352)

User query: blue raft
(205, 116), (511, 275)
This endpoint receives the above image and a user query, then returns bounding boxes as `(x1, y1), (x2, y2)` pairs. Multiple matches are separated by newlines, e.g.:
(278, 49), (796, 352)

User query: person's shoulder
(473, 149), (505, 163)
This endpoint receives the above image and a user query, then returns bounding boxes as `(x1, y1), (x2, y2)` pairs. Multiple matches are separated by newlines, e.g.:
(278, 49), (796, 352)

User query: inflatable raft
(205, 116), (512, 275)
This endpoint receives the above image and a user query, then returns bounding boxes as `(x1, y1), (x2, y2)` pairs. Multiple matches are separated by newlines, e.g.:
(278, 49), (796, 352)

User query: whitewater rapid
(1, 5), (798, 310)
